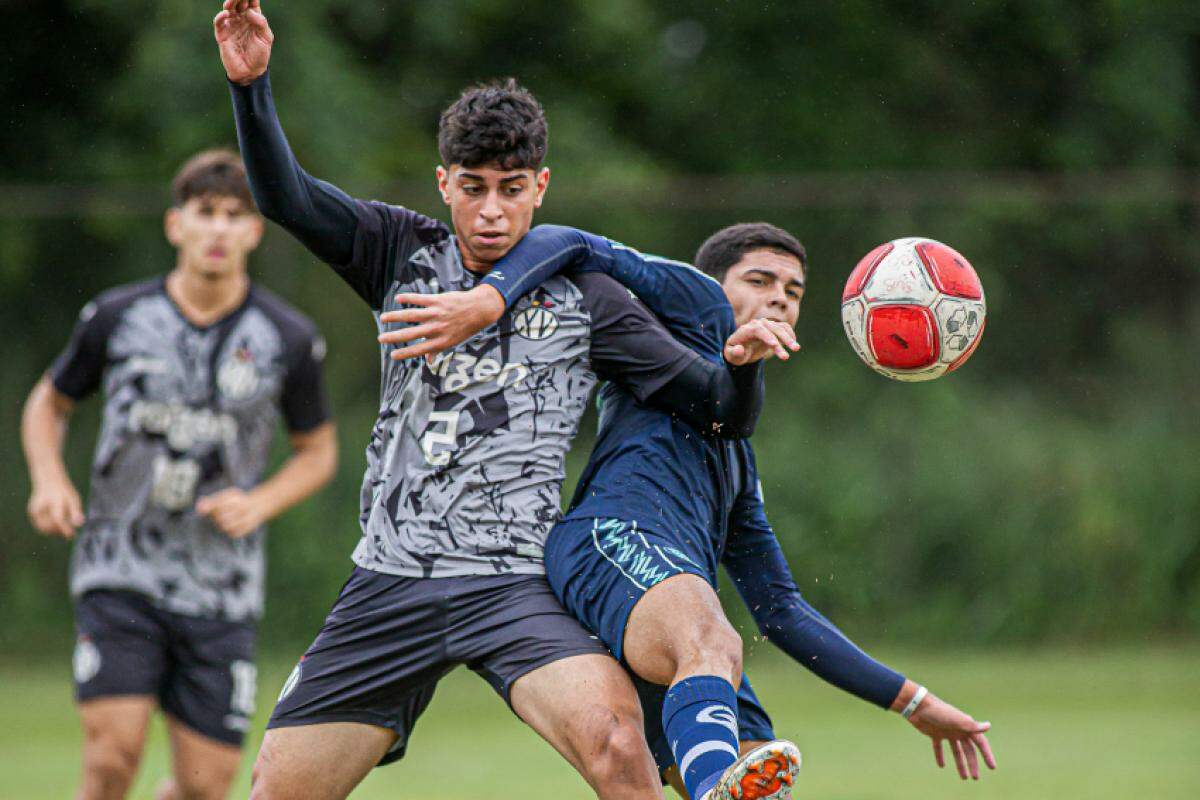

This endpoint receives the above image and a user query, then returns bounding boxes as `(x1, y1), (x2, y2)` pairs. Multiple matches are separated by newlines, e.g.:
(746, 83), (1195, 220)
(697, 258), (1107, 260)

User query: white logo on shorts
(229, 660), (258, 719)
(73, 638), (101, 684)
(277, 662), (302, 703)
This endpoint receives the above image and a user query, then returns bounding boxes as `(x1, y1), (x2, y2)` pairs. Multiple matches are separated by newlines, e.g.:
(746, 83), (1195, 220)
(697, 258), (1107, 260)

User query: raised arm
(216, 3), (358, 266)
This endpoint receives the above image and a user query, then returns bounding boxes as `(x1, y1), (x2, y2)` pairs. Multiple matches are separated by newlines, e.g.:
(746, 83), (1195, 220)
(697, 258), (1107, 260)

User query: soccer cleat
(702, 740), (801, 800)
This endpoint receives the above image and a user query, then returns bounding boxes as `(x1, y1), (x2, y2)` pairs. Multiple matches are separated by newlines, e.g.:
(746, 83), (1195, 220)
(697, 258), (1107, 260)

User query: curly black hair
(694, 222), (808, 282)
(437, 78), (548, 170)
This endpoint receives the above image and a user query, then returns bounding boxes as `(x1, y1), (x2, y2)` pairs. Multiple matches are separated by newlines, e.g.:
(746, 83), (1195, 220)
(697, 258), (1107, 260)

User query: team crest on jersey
(513, 298), (559, 341)
(73, 636), (101, 684)
(218, 347), (261, 402)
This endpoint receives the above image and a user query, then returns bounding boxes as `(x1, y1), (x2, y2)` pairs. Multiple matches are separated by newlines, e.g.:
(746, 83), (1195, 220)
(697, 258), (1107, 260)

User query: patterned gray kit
(51, 279), (328, 621)
(353, 226), (596, 578)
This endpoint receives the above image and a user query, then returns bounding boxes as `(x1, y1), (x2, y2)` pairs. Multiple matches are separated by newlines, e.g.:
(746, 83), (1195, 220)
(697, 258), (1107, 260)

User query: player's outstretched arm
(724, 487), (996, 779)
(21, 377), (84, 539)
(382, 224), (724, 360)
(216, 1), (359, 267)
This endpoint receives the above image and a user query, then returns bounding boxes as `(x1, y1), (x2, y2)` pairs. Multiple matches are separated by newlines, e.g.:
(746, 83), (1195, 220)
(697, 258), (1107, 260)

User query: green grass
(2, 644), (1197, 798)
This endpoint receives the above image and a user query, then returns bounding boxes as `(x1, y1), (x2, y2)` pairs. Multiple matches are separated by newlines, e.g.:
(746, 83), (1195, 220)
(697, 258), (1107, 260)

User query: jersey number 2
(421, 410), (460, 466)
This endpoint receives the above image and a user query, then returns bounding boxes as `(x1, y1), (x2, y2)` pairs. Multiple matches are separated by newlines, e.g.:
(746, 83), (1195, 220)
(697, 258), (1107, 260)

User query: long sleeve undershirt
(723, 515), (906, 709)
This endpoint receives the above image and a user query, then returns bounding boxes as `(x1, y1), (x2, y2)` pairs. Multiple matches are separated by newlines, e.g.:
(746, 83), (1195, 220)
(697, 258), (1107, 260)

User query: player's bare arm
(21, 376), (84, 538)
(197, 422), (337, 539)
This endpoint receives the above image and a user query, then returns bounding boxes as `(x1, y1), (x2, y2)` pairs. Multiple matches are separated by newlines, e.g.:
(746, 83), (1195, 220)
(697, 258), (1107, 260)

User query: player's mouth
(206, 245), (228, 259)
(474, 231), (507, 247)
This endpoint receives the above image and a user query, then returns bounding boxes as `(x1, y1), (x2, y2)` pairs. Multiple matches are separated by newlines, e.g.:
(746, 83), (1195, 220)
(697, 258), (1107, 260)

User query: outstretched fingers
(973, 731), (997, 770)
(950, 738), (969, 780)
(932, 737), (945, 769)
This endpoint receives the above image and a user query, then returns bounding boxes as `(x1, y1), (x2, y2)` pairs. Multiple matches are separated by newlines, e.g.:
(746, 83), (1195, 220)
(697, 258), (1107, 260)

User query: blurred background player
(20, 149), (337, 800)
(215, 3), (795, 798)
(462, 223), (998, 799)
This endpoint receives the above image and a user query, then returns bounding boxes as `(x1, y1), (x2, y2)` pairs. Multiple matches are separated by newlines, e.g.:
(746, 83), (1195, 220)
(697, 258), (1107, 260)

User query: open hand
(214, 1), (274, 86)
(723, 318), (799, 366)
(378, 285), (506, 362)
(196, 488), (266, 539)
(27, 478), (84, 539)
(907, 691), (997, 780)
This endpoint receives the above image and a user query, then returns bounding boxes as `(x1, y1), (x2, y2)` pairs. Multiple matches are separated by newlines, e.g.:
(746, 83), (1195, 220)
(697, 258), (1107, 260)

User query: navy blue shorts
(73, 590), (258, 747)
(268, 567), (609, 766)
(546, 518), (776, 772)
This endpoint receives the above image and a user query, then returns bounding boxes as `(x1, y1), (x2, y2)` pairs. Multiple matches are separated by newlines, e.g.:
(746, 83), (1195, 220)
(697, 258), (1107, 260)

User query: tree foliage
(2, 1), (1198, 650)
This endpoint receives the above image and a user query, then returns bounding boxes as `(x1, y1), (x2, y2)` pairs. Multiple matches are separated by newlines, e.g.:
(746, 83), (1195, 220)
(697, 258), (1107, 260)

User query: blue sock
(662, 675), (740, 800)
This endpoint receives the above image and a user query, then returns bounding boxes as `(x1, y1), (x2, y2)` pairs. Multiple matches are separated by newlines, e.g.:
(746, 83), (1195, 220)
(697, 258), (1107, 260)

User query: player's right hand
(214, 1), (274, 86)
(27, 479), (85, 539)
(723, 318), (800, 365)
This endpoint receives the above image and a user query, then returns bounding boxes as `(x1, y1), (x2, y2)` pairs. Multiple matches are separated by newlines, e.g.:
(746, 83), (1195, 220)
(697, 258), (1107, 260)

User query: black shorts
(73, 590), (258, 747)
(268, 567), (610, 766)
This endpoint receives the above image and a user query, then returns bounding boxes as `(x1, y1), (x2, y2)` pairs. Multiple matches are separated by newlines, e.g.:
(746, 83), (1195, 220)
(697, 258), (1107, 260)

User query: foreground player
(21, 150), (337, 800)
(470, 224), (998, 798)
(215, 3), (797, 798)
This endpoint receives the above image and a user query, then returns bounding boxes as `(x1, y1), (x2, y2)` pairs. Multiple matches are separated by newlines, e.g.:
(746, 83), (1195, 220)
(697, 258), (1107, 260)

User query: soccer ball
(840, 237), (986, 381)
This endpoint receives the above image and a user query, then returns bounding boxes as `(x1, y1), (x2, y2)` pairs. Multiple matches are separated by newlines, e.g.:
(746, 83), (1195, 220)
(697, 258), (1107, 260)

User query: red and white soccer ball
(841, 237), (986, 381)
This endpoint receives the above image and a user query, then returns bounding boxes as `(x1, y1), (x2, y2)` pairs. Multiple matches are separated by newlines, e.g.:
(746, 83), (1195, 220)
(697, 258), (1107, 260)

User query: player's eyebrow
(745, 268), (805, 290)
(456, 171), (528, 184)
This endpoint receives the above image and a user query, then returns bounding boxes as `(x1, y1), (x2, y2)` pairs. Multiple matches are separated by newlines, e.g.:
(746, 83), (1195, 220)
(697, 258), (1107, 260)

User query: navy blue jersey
(493, 226), (907, 709)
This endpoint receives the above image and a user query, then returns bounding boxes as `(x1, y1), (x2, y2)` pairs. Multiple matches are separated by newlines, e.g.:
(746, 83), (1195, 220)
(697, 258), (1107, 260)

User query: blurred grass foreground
(3, 645), (1198, 799)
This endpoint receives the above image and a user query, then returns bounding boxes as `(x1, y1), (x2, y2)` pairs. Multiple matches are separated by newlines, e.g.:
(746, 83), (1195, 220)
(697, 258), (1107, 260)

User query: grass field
(2, 644), (1197, 799)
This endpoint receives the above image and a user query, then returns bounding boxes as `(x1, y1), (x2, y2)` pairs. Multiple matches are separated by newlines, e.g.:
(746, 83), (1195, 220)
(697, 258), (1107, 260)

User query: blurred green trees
(2, 1), (1197, 650)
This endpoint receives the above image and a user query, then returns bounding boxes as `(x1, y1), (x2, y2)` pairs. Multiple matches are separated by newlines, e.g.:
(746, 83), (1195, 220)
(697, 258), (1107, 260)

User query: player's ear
(163, 207), (182, 246)
(245, 213), (265, 251)
(533, 167), (550, 209)
(436, 165), (452, 205)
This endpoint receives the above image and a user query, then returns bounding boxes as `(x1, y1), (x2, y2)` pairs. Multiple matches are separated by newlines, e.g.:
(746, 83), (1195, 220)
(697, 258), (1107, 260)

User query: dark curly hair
(171, 149), (254, 209)
(437, 78), (548, 170)
(694, 222), (808, 282)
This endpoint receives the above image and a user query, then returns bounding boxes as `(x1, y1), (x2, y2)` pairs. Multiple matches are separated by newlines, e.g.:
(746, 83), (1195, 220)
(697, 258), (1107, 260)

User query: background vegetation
(2, 0), (1198, 657)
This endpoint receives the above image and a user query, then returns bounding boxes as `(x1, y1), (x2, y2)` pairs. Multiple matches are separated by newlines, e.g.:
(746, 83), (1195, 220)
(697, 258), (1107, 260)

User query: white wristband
(900, 685), (927, 719)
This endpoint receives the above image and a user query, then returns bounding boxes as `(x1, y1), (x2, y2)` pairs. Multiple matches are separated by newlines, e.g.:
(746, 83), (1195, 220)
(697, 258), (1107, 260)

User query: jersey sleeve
(48, 298), (121, 401)
(280, 329), (332, 433)
(722, 445), (907, 709)
(230, 71), (447, 310)
(572, 271), (700, 403)
(488, 225), (732, 360)
(343, 199), (447, 309)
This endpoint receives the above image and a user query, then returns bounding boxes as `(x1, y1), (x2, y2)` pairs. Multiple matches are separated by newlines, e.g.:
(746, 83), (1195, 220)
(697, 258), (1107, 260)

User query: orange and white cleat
(702, 740), (802, 800)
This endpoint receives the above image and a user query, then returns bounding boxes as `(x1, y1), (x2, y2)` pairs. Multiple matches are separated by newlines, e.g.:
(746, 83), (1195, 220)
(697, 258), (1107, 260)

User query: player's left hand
(723, 318), (799, 365)
(906, 691), (997, 781)
(196, 488), (266, 539)
(378, 285), (506, 362)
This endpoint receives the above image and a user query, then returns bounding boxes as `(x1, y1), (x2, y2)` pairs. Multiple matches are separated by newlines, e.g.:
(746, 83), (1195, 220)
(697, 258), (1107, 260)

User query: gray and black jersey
(49, 278), (330, 621)
(338, 202), (698, 578)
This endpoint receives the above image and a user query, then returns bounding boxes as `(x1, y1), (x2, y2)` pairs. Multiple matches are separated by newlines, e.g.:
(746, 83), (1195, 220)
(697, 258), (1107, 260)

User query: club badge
(217, 346), (261, 402)
(513, 298), (559, 341)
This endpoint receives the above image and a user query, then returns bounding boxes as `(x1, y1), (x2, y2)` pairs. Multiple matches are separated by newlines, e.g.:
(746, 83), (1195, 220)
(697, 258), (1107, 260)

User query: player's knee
(583, 713), (655, 789)
(174, 765), (237, 800)
(676, 616), (743, 683)
(82, 738), (141, 794)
